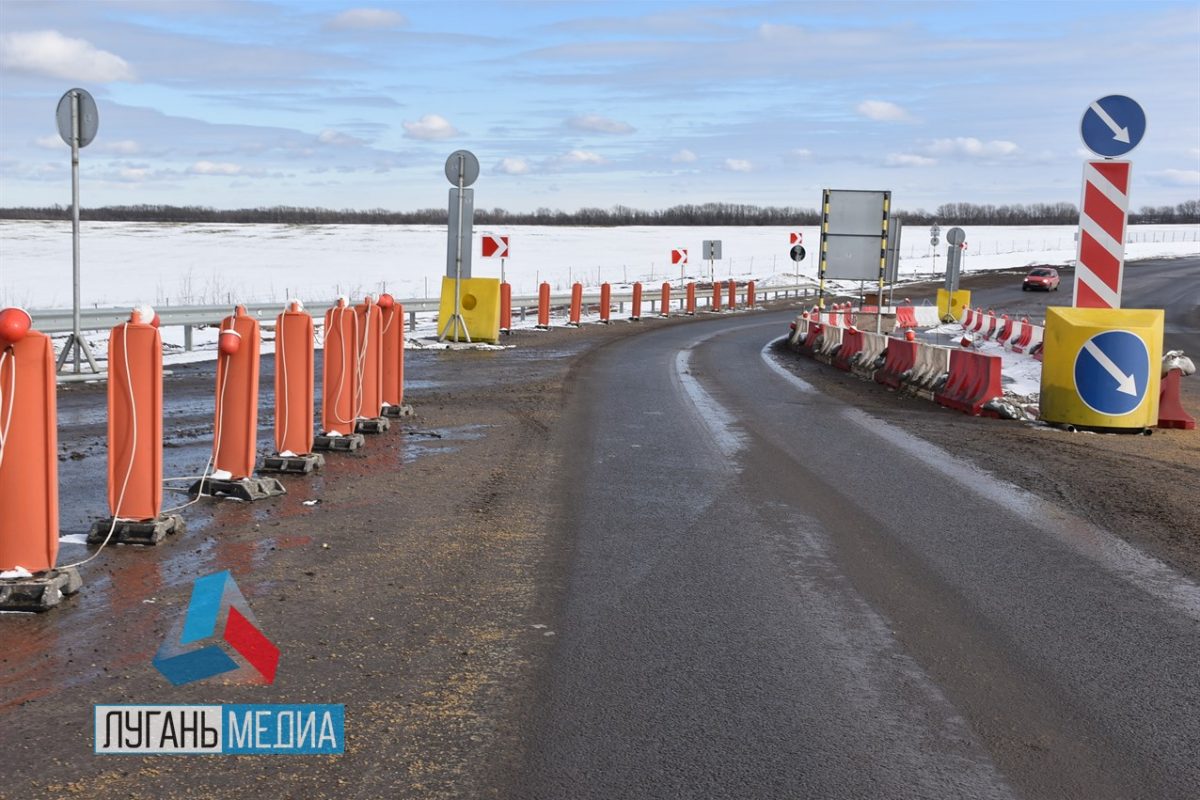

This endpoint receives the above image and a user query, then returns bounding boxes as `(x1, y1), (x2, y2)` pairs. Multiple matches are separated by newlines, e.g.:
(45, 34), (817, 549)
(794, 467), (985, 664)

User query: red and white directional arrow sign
(789, 232), (803, 245)
(671, 248), (688, 265)
(1073, 160), (1131, 308)
(481, 234), (509, 258)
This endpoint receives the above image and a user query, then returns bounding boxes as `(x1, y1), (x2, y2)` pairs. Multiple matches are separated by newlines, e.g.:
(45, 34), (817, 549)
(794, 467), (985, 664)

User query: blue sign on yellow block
(1041, 307), (1163, 430)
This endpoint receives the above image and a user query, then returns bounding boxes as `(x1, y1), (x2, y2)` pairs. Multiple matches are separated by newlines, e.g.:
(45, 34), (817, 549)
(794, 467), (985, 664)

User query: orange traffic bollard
(713, 281), (723, 312)
(378, 294), (411, 420)
(728, 280), (736, 310)
(631, 282), (643, 321)
(599, 283), (611, 324)
(315, 298), (365, 452)
(353, 296), (387, 433)
(0, 309), (63, 577)
(569, 283), (583, 326)
(213, 306), (260, 480)
(686, 283), (696, 315)
(260, 301), (324, 474)
(537, 282), (551, 328)
(661, 283), (671, 318)
(88, 306), (185, 545)
(748, 280), (756, 308)
(499, 282), (512, 333)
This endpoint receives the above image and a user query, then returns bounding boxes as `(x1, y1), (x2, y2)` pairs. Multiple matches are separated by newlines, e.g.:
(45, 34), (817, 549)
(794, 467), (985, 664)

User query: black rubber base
(259, 453), (326, 474)
(313, 433), (366, 452)
(381, 404), (415, 419)
(88, 514), (185, 546)
(355, 416), (391, 435)
(0, 567), (82, 612)
(188, 476), (287, 501)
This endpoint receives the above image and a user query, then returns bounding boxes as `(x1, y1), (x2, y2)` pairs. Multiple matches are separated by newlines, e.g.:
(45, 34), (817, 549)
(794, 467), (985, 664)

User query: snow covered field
(2, 220), (1197, 310)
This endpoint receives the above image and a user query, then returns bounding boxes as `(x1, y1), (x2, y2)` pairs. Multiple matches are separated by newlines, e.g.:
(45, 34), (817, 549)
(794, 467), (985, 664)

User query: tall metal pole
(71, 90), (81, 372)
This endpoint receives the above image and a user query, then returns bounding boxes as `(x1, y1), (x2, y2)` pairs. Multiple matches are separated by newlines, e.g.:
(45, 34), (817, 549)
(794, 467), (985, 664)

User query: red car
(1023, 267), (1060, 291)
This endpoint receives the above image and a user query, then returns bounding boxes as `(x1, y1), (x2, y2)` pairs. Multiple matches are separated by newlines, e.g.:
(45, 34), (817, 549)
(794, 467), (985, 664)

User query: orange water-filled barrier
(107, 309), (163, 520)
(379, 295), (406, 409)
(274, 302), (315, 456)
(537, 283), (551, 328)
(569, 283), (582, 325)
(748, 281), (756, 308)
(632, 282), (643, 321)
(355, 297), (384, 421)
(499, 283), (512, 333)
(686, 283), (696, 315)
(0, 311), (58, 573)
(599, 283), (611, 324)
(712, 282), (723, 312)
(661, 283), (671, 317)
(728, 280), (736, 310)
(212, 306), (261, 480)
(322, 299), (360, 436)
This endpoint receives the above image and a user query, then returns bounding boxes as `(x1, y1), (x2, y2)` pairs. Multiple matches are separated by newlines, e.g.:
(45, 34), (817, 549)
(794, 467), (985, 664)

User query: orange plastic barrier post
(322, 299), (360, 436)
(748, 280), (756, 308)
(0, 311), (58, 573)
(379, 295), (407, 411)
(537, 282), (551, 328)
(355, 297), (384, 422)
(599, 283), (611, 324)
(660, 283), (671, 317)
(107, 310), (163, 520)
(569, 283), (582, 326)
(632, 282), (643, 321)
(686, 283), (696, 315)
(728, 280), (736, 310)
(274, 302), (315, 456)
(212, 306), (261, 480)
(713, 282), (723, 312)
(499, 282), (512, 333)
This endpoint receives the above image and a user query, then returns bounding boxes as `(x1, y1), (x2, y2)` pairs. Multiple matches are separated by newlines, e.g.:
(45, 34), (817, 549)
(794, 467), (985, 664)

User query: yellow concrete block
(1040, 306), (1163, 429)
(937, 289), (971, 322)
(437, 277), (501, 343)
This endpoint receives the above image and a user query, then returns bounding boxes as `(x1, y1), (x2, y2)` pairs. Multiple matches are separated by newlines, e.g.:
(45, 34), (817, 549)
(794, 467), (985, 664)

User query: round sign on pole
(946, 227), (965, 246)
(789, 244), (806, 262)
(930, 237), (940, 247)
(1080, 95), (1146, 158)
(56, 88), (99, 148)
(444, 150), (480, 187)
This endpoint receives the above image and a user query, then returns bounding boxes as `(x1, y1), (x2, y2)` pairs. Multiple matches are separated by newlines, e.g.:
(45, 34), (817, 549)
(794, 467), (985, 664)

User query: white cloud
(34, 135), (64, 150)
(927, 137), (1019, 158)
(402, 114), (459, 140)
(886, 153), (936, 167)
(566, 114), (635, 134)
(1149, 169), (1200, 187)
(190, 161), (242, 176)
(96, 140), (141, 155)
(724, 158), (753, 173)
(0, 30), (135, 82)
(671, 149), (697, 163)
(790, 148), (812, 159)
(496, 157), (530, 175)
(317, 129), (365, 146)
(325, 8), (407, 30)
(857, 100), (910, 122)
(560, 149), (605, 165)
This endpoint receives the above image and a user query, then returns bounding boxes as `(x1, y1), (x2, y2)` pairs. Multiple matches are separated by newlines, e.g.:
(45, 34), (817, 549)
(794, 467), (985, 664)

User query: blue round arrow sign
(1073, 329), (1150, 416)
(1080, 95), (1146, 158)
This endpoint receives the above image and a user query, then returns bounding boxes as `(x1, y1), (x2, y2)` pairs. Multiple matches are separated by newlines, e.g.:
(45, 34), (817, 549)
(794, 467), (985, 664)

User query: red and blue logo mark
(153, 570), (280, 686)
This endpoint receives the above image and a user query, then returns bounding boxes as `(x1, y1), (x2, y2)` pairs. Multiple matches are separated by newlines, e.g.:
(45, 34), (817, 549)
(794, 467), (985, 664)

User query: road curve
(519, 309), (1200, 800)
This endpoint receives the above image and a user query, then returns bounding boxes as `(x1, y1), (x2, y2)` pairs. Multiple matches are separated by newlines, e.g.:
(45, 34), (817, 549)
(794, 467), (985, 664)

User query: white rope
(278, 313), (289, 453)
(329, 305), (360, 427)
(0, 349), (15, 473)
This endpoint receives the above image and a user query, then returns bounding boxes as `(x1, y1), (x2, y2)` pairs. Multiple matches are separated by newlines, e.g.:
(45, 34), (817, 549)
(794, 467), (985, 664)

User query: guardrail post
(184, 325), (193, 352)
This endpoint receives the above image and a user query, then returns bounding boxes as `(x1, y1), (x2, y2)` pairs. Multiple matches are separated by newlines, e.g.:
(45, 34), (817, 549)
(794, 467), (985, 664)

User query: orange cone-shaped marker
(569, 283), (582, 325)
(212, 306), (261, 480)
(0, 310), (58, 573)
(499, 282), (512, 333)
(686, 283), (696, 315)
(660, 283), (671, 317)
(274, 302), (315, 456)
(106, 308), (163, 520)
(748, 281), (756, 308)
(379, 295), (406, 408)
(322, 299), (360, 436)
(728, 280), (736, 310)
(712, 282), (723, 312)
(355, 297), (384, 421)
(599, 283), (611, 324)
(632, 282), (643, 321)
(537, 282), (551, 328)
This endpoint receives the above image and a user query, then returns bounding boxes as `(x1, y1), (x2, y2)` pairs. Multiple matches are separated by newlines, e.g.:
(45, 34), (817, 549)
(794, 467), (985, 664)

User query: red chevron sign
(790, 232), (803, 245)
(671, 248), (688, 265)
(482, 235), (509, 258)
(1073, 160), (1131, 308)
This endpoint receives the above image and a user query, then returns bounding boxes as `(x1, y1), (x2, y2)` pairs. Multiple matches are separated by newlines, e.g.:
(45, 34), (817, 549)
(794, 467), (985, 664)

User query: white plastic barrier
(908, 342), (951, 391)
(855, 331), (889, 373)
(817, 324), (844, 360)
(913, 306), (941, 327)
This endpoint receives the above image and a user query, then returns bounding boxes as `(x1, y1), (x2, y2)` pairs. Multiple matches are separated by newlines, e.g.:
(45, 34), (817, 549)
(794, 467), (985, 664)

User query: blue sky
(1, 0), (1197, 213)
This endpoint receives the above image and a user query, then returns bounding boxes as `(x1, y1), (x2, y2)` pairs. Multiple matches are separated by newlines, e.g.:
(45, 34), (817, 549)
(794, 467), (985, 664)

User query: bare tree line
(1, 200), (1196, 226)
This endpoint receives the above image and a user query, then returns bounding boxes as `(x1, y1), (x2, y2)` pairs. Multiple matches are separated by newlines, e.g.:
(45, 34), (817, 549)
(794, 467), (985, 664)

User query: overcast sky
(1, 0), (1197, 213)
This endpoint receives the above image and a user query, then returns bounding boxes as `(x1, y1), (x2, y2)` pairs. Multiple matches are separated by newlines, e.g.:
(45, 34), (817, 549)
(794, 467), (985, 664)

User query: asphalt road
(520, 309), (1200, 799)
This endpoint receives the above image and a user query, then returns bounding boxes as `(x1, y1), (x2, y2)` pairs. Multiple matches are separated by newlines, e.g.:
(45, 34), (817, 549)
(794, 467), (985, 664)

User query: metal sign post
(439, 150), (479, 342)
(54, 88), (100, 375)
